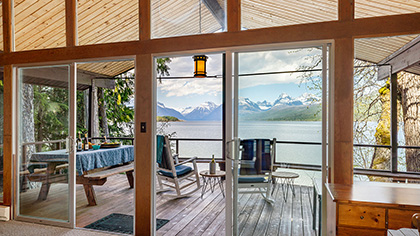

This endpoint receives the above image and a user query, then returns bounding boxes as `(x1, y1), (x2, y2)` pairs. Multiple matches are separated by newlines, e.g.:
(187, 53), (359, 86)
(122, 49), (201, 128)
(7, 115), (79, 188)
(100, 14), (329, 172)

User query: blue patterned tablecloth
(30, 145), (134, 175)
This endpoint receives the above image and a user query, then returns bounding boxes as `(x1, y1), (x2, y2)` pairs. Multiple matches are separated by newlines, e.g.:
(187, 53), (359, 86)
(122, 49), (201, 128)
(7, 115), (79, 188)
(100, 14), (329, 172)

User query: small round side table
(200, 170), (225, 198)
(272, 171), (299, 202)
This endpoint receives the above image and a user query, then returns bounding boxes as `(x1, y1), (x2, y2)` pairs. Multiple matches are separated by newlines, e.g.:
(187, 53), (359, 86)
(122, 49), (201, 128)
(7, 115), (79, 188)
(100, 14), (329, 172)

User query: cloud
(239, 48), (321, 75)
(158, 78), (222, 97)
(237, 48), (322, 89)
(158, 48), (321, 96)
(157, 54), (223, 97)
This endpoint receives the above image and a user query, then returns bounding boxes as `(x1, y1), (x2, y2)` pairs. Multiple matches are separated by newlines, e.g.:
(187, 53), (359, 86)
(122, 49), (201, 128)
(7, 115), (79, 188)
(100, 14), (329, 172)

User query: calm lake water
(160, 120), (323, 185)
(161, 120), (322, 165)
(160, 120), (414, 184)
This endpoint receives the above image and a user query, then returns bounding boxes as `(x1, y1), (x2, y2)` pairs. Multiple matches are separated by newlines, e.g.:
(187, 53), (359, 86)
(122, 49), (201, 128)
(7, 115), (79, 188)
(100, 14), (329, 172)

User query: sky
(157, 48), (323, 111)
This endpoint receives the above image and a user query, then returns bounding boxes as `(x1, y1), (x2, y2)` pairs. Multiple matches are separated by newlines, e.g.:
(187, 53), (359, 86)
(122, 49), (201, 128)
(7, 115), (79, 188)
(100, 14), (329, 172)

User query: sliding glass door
(228, 43), (331, 235)
(16, 65), (76, 226)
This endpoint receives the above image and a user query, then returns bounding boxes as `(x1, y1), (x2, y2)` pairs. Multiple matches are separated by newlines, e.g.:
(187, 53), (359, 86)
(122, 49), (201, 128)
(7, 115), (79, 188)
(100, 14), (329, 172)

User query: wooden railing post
(176, 140), (179, 155)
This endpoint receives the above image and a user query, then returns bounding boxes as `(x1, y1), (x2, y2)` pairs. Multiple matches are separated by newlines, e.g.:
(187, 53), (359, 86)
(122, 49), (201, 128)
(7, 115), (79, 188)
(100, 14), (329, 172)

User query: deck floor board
(18, 173), (316, 235)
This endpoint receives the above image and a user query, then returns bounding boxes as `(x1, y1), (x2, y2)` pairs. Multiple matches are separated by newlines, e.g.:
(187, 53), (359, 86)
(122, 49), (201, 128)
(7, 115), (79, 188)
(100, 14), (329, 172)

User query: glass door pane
(232, 46), (326, 235)
(17, 65), (71, 224)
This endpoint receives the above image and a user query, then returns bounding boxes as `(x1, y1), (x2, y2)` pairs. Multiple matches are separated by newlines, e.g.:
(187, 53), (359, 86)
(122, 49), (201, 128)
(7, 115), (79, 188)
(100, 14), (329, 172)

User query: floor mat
(84, 213), (169, 234)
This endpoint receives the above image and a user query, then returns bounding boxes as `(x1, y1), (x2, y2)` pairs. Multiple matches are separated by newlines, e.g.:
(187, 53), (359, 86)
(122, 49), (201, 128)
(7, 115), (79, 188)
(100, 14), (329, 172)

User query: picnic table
(29, 145), (134, 206)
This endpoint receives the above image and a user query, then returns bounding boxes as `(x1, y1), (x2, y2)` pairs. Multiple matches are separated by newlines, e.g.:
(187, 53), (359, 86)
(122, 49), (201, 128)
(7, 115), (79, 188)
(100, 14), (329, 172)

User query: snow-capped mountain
(239, 97), (261, 113)
(155, 93), (320, 121)
(256, 100), (272, 110)
(182, 101), (218, 115)
(183, 101), (220, 120)
(157, 102), (186, 120)
(272, 93), (304, 107)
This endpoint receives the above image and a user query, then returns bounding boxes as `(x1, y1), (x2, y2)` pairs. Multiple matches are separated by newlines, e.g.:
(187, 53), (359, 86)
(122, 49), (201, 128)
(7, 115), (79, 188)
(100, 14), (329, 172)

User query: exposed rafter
(202, 0), (225, 30)
(378, 35), (420, 80)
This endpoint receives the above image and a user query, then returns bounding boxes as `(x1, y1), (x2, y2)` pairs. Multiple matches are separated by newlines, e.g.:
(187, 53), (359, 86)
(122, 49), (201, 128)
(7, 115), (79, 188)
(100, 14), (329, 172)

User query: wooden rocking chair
(156, 135), (201, 198)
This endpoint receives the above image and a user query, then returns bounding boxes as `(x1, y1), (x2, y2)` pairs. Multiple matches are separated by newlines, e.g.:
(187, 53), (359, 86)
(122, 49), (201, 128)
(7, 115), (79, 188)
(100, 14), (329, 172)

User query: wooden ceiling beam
(338, 0), (354, 22)
(3, 0), (14, 52)
(227, 0), (240, 32)
(140, 0), (151, 41)
(1, 12), (420, 66)
(66, 0), (78, 47)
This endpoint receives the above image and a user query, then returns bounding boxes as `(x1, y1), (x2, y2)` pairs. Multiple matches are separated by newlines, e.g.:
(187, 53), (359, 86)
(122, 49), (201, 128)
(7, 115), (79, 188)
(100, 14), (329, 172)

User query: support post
(135, 54), (153, 235)
(2, 0), (14, 207)
(390, 73), (398, 172)
(2, 65), (14, 206)
(333, 38), (354, 185)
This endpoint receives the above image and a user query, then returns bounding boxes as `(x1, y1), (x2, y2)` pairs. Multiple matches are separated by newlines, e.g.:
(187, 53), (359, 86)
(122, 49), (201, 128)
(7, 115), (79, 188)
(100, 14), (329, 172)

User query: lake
(159, 120), (415, 184)
(161, 120), (323, 164)
(160, 120), (323, 185)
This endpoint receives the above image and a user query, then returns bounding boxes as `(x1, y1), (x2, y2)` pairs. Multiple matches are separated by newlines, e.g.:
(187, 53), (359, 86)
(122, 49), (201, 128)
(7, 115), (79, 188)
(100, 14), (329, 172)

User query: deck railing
(20, 137), (420, 180)
(162, 138), (420, 180)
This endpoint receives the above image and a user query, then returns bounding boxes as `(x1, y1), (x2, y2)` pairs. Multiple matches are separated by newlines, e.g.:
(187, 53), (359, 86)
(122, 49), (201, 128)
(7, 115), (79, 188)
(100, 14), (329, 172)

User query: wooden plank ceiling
(241, 0), (338, 29)
(355, 34), (420, 76)
(355, 0), (420, 18)
(1, 0), (420, 78)
(151, 0), (222, 38)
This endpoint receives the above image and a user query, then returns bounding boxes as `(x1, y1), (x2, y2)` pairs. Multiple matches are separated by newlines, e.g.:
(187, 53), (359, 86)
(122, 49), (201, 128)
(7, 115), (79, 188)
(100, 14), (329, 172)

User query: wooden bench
(21, 164), (69, 194)
(21, 163), (69, 177)
(29, 162), (134, 206)
(76, 162), (134, 206)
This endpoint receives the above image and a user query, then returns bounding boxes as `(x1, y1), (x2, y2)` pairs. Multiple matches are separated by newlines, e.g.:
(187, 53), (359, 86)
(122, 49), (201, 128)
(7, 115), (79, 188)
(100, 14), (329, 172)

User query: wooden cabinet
(326, 182), (420, 236)
(338, 204), (386, 229)
(388, 209), (420, 229)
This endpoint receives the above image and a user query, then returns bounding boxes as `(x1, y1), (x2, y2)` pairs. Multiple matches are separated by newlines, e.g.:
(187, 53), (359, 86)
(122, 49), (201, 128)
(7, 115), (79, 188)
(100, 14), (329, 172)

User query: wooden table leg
(37, 163), (58, 201)
(37, 183), (51, 201)
(83, 184), (97, 206)
(126, 170), (134, 188)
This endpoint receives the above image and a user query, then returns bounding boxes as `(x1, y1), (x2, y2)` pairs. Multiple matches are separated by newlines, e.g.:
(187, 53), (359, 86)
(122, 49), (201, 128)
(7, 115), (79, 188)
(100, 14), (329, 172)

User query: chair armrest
(174, 157), (197, 167)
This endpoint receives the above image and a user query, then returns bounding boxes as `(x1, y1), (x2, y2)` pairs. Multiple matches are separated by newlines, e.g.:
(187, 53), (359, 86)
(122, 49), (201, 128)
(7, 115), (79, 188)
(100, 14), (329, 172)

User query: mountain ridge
(155, 93), (321, 121)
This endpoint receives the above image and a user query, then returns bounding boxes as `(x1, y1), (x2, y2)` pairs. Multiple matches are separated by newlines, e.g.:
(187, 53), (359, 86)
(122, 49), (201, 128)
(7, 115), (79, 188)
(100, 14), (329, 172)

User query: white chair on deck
(156, 135), (201, 198)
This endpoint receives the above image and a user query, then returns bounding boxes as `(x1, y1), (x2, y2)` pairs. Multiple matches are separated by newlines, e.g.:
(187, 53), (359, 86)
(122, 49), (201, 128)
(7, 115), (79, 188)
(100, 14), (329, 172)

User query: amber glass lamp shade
(193, 55), (208, 78)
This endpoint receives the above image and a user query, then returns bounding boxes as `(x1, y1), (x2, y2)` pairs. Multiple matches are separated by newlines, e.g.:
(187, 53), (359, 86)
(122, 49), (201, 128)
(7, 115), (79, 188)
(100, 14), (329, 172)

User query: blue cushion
(238, 177), (267, 183)
(159, 165), (192, 178)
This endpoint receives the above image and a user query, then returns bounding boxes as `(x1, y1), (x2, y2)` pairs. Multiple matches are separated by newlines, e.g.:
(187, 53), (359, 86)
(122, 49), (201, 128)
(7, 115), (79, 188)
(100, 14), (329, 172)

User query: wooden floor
(19, 174), (316, 236)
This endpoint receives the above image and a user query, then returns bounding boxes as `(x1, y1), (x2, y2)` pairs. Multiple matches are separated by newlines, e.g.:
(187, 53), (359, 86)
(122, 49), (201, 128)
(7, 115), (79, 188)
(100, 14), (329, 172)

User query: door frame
(151, 39), (334, 235)
(13, 63), (76, 228)
(12, 57), (136, 228)
(228, 40), (334, 235)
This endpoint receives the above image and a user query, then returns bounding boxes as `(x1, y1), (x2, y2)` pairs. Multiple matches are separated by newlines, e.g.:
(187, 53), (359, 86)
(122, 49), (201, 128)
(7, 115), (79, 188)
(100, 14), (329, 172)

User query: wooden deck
(18, 174), (316, 235)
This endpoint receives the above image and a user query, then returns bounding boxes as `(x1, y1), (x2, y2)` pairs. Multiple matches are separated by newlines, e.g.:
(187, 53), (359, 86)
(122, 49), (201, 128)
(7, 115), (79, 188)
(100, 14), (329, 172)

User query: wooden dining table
(29, 145), (134, 206)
